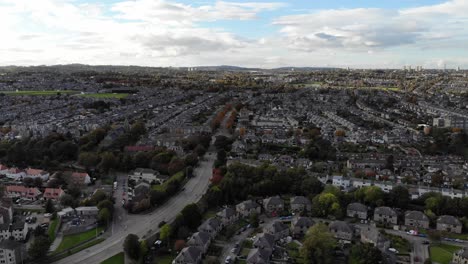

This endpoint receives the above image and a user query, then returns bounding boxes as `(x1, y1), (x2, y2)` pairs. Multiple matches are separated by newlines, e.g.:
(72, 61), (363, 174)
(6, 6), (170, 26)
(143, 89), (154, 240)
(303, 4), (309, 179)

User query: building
(43, 188), (65, 201)
(247, 248), (272, 264)
(263, 221), (289, 241)
(262, 196), (284, 216)
(346, 203), (367, 220)
(216, 207), (238, 226)
(70, 172), (91, 186)
(172, 246), (202, 264)
(0, 240), (25, 264)
(187, 232), (211, 254)
(129, 168), (160, 183)
(452, 248), (468, 264)
(437, 215), (462, 234)
(198, 218), (222, 238)
(291, 217), (314, 238)
(329, 221), (353, 242)
(404, 211), (429, 229)
(236, 200), (261, 218)
(373, 207), (398, 225)
(5, 186), (41, 201)
(290, 196), (311, 213)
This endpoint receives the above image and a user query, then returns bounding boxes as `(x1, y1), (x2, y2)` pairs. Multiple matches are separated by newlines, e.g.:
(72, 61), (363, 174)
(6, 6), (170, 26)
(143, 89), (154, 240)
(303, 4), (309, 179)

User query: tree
(28, 236), (51, 260)
(174, 240), (186, 251)
(194, 145), (206, 157)
(300, 223), (336, 264)
(78, 152), (100, 168)
(60, 194), (76, 208)
(180, 204), (202, 230)
(33, 225), (46, 237)
(45, 199), (55, 214)
(98, 208), (111, 225)
(249, 212), (259, 228)
(160, 224), (172, 244)
(34, 177), (43, 188)
(140, 240), (149, 259)
(99, 152), (117, 173)
(124, 234), (140, 260)
(349, 243), (382, 264)
(97, 200), (114, 213)
(150, 190), (166, 206)
(387, 186), (410, 209)
(428, 230), (441, 244)
(312, 192), (341, 217)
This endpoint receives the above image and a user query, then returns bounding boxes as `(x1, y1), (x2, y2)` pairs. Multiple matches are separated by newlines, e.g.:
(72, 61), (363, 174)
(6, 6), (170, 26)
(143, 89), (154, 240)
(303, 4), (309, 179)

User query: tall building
(0, 240), (25, 264)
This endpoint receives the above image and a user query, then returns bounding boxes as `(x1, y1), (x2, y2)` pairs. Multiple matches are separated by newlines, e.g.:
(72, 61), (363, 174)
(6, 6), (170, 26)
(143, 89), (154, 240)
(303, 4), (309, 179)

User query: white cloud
(0, 0), (467, 68)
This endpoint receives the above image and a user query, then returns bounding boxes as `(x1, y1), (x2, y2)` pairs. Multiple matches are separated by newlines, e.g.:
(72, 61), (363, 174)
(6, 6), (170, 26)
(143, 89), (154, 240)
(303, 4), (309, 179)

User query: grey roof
(269, 221), (288, 233)
(217, 207), (236, 219)
(253, 233), (275, 249)
(456, 248), (468, 259)
(437, 215), (461, 226)
(374, 206), (397, 217)
(247, 248), (272, 264)
(347, 202), (367, 212)
(134, 168), (156, 174)
(263, 196), (283, 206)
(329, 221), (353, 233)
(239, 200), (260, 210)
(199, 217), (222, 231)
(175, 246), (202, 263)
(290, 196), (311, 205)
(292, 217), (314, 228)
(0, 239), (23, 250)
(405, 211), (429, 221)
(188, 231), (210, 245)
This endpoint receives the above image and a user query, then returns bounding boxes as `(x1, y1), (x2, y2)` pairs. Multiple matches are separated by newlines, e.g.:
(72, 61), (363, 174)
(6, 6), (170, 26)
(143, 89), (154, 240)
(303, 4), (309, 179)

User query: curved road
(53, 152), (215, 264)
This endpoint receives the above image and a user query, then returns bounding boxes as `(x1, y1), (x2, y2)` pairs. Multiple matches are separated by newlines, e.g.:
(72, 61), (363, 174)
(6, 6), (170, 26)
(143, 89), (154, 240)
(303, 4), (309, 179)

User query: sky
(1, 0), (467, 68)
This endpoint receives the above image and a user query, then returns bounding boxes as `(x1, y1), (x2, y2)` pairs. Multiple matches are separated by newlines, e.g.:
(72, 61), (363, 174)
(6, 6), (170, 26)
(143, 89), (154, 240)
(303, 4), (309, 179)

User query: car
(231, 248), (237, 253)
(388, 248), (399, 254)
(422, 240), (430, 245)
(225, 256), (232, 264)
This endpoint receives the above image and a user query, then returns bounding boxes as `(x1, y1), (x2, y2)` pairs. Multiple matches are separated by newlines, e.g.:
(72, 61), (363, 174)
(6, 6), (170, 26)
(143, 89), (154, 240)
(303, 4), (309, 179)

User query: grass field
(157, 254), (175, 264)
(430, 243), (461, 264)
(48, 218), (59, 242)
(54, 227), (104, 253)
(79, 93), (129, 99)
(1, 90), (78, 96)
(100, 252), (124, 264)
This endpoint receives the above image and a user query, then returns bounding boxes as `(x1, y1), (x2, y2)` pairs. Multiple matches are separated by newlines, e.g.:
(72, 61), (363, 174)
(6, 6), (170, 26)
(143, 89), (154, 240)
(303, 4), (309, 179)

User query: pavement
(52, 151), (216, 264)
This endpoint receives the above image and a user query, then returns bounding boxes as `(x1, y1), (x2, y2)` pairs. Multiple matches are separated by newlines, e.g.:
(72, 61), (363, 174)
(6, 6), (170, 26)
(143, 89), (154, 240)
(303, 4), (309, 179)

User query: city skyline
(1, 0), (468, 68)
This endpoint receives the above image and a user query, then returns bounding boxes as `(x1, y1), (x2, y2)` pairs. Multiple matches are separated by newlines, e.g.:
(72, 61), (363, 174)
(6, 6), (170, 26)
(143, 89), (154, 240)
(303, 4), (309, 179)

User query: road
(53, 151), (215, 264)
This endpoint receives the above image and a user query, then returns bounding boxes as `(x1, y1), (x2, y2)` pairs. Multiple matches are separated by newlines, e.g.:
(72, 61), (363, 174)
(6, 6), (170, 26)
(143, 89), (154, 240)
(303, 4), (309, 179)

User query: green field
(79, 93), (129, 99)
(54, 227), (104, 253)
(430, 243), (461, 264)
(48, 218), (59, 242)
(157, 254), (175, 264)
(1, 90), (78, 96)
(100, 252), (124, 264)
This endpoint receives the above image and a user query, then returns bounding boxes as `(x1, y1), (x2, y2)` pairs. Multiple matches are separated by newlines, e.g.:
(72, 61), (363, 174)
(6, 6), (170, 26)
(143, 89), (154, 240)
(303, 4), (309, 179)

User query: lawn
(384, 233), (411, 254)
(54, 226), (104, 253)
(430, 243), (461, 264)
(79, 93), (129, 99)
(156, 254), (175, 264)
(286, 242), (305, 264)
(152, 171), (185, 192)
(48, 218), (59, 242)
(101, 252), (124, 264)
(1, 90), (77, 96)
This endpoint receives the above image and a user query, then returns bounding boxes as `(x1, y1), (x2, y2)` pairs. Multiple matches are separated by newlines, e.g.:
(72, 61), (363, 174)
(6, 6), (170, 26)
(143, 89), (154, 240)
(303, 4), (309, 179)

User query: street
(53, 151), (215, 264)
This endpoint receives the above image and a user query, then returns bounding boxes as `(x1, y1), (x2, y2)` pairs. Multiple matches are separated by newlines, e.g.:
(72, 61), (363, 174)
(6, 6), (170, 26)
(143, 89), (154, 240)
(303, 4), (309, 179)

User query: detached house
(291, 217), (314, 238)
(216, 207), (238, 226)
(263, 196), (284, 216)
(374, 207), (398, 225)
(329, 221), (354, 242)
(264, 221), (289, 241)
(247, 248), (272, 264)
(437, 215), (462, 234)
(404, 211), (429, 229)
(236, 200), (261, 218)
(25, 168), (49, 181)
(198, 218), (222, 238)
(172, 246), (202, 264)
(187, 232), (211, 254)
(290, 196), (311, 213)
(347, 203), (368, 220)
(70, 172), (91, 186)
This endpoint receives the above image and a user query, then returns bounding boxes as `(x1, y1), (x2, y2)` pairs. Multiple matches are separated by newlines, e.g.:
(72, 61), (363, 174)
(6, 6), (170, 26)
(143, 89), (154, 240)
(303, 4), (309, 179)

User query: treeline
(211, 104), (232, 130)
(0, 133), (78, 169)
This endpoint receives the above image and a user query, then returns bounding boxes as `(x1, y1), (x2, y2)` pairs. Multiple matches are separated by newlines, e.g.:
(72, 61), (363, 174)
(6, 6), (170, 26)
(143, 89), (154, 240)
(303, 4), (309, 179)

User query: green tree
(160, 224), (172, 244)
(349, 243), (382, 264)
(140, 240), (149, 259)
(28, 236), (51, 260)
(312, 192), (341, 217)
(98, 208), (111, 226)
(300, 223), (336, 264)
(387, 186), (410, 209)
(99, 152), (117, 173)
(249, 212), (259, 228)
(181, 204), (202, 229)
(45, 199), (55, 213)
(124, 234), (140, 260)
(78, 152), (100, 168)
